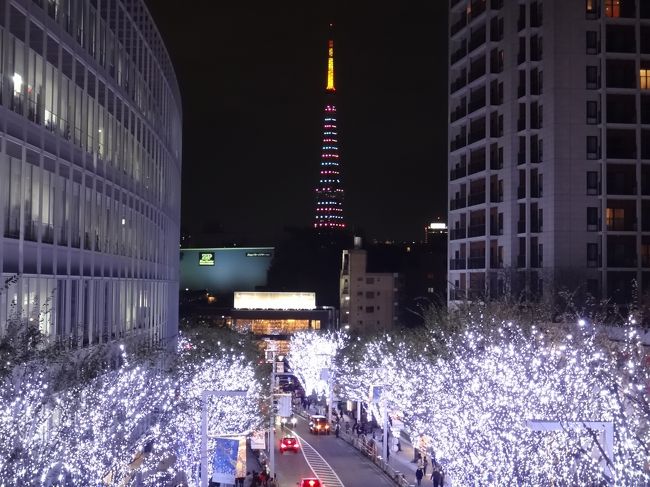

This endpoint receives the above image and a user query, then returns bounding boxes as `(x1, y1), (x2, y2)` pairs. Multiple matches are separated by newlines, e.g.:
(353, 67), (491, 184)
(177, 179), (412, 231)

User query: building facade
(448, 0), (650, 303)
(0, 0), (182, 346)
(180, 247), (274, 294)
(340, 243), (399, 332)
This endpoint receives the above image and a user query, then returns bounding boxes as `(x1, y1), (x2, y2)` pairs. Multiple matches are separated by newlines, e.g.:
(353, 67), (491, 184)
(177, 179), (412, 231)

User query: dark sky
(144, 1), (448, 244)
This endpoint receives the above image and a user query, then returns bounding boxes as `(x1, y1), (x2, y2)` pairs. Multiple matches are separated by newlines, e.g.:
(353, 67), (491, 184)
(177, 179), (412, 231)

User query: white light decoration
(0, 334), (263, 485)
(287, 331), (344, 398)
(290, 319), (650, 486)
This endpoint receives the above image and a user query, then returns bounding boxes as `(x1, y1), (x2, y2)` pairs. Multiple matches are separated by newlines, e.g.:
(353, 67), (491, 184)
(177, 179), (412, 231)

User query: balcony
(450, 105), (467, 123)
(531, 184), (543, 198)
(607, 218), (636, 232)
(450, 16), (468, 36)
(468, 191), (486, 206)
(450, 196), (467, 210)
(518, 186), (526, 199)
(451, 43), (468, 65)
(490, 224), (503, 236)
(450, 258), (467, 270)
(450, 227), (467, 240)
(517, 254), (526, 268)
(517, 220), (526, 233)
(490, 149), (503, 169)
(608, 256), (637, 268)
(450, 164), (467, 181)
(468, 27), (487, 52)
(450, 135), (467, 152)
(469, 0), (487, 21)
(468, 159), (486, 175)
(468, 224), (486, 237)
(450, 74), (467, 94)
(490, 256), (504, 268)
(490, 191), (503, 203)
(468, 129), (486, 145)
(468, 257), (486, 269)
(468, 65), (486, 84)
(468, 97), (486, 114)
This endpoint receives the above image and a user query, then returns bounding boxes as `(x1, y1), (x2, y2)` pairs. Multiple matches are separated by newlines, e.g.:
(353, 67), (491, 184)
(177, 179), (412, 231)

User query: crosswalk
(294, 432), (345, 487)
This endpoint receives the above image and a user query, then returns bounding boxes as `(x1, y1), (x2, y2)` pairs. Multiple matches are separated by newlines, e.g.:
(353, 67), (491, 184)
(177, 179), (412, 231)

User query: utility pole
(269, 349), (277, 479)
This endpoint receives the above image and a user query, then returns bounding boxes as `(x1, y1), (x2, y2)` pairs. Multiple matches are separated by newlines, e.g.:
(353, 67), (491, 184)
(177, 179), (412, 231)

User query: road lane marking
(293, 431), (345, 487)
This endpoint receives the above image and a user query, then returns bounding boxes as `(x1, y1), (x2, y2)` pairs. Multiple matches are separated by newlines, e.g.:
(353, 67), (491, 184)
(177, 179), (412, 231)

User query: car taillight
(281, 444), (286, 448)
(325, 424), (330, 429)
(309, 481), (317, 487)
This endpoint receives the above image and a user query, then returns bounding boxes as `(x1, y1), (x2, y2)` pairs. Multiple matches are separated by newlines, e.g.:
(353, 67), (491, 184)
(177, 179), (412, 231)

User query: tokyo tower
(314, 30), (346, 230)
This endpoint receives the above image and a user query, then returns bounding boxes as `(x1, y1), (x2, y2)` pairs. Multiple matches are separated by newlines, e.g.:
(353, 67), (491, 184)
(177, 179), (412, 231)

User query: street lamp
(200, 389), (248, 487)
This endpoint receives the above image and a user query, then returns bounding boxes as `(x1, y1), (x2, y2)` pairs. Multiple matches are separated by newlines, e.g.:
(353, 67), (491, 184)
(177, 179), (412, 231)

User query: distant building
(448, 0), (650, 303)
(340, 239), (399, 331)
(231, 291), (336, 353)
(425, 221), (448, 243)
(179, 247), (274, 295)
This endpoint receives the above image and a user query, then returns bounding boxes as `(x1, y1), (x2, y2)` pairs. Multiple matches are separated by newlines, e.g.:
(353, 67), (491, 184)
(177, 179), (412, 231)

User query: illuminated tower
(314, 34), (346, 230)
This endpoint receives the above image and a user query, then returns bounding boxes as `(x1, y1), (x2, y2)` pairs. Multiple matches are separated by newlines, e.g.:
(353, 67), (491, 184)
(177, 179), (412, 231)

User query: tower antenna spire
(326, 24), (335, 92)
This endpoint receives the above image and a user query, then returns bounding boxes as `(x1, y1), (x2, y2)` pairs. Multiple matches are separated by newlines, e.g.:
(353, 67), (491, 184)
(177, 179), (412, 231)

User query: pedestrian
(422, 455), (429, 475)
(415, 467), (424, 486)
(335, 422), (340, 438)
(431, 462), (444, 487)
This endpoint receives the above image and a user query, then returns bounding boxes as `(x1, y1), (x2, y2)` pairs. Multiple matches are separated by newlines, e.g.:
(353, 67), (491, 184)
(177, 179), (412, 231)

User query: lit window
(641, 69), (650, 90)
(605, 0), (620, 17)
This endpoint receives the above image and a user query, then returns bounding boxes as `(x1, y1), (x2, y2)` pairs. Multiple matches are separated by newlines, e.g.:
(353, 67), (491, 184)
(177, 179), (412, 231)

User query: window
(606, 207), (625, 230)
(587, 136), (599, 158)
(587, 100), (599, 123)
(586, 0), (599, 18)
(366, 277), (375, 284)
(605, 0), (620, 17)
(586, 31), (599, 53)
(587, 243), (599, 267)
(587, 207), (599, 230)
(641, 69), (650, 90)
(365, 291), (375, 298)
(586, 66), (599, 88)
(587, 171), (599, 194)
(365, 306), (374, 313)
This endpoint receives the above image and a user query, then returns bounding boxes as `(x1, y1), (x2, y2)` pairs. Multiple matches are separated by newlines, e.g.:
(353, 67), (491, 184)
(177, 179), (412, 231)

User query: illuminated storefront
(231, 292), (336, 350)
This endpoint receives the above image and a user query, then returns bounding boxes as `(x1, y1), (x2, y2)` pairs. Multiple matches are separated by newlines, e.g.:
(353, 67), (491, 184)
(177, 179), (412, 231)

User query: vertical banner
(236, 436), (247, 479)
(251, 430), (266, 450)
(211, 437), (239, 484)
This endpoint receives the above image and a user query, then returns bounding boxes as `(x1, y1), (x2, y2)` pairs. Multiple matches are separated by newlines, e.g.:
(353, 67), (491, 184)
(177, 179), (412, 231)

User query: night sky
(144, 1), (448, 245)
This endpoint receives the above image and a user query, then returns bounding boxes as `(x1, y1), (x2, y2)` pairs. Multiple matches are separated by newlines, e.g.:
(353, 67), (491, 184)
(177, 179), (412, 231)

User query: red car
(280, 435), (299, 453)
(299, 479), (321, 487)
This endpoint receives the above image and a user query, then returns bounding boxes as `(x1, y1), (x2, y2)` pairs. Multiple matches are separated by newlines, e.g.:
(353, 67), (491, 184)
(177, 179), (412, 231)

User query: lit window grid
(0, 0), (182, 347)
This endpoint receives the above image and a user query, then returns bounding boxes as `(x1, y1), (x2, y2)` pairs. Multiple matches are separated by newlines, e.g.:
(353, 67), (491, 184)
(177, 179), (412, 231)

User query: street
(273, 416), (396, 487)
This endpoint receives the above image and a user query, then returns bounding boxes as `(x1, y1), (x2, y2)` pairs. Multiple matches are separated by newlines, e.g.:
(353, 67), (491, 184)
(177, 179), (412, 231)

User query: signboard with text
(199, 252), (215, 266)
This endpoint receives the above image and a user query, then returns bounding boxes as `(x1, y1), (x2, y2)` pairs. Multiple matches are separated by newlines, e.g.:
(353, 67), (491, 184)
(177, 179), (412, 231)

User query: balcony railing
(468, 224), (486, 237)
(608, 256), (637, 268)
(468, 129), (486, 144)
(468, 257), (486, 269)
(450, 165), (467, 180)
(450, 258), (467, 270)
(450, 227), (467, 240)
(468, 159), (486, 175)
(450, 196), (467, 210)
(468, 191), (486, 206)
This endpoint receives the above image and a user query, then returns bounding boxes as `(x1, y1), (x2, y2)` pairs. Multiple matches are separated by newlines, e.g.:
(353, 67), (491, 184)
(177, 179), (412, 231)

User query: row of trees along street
(287, 294), (650, 486)
(0, 276), (266, 486)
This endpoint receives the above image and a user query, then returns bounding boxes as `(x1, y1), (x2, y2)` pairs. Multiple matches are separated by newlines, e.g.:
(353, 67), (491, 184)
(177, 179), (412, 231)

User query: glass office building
(0, 0), (182, 347)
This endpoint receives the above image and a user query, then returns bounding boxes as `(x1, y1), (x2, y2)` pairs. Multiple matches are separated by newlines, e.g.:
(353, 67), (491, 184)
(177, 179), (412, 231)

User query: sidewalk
(336, 413), (419, 487)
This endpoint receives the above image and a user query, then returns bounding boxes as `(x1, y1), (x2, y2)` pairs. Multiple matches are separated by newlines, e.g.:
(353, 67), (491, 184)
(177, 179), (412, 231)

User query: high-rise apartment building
(0, 0), (182, 346)
(448, 0), (650, 303)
